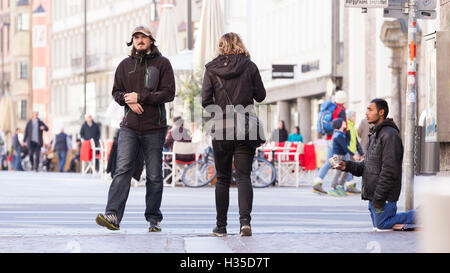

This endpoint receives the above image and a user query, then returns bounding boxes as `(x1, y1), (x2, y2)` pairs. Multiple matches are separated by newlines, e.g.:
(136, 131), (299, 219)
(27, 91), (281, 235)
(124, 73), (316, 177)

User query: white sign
(386, 0), (436, 10)
(345, 0), (389, 8)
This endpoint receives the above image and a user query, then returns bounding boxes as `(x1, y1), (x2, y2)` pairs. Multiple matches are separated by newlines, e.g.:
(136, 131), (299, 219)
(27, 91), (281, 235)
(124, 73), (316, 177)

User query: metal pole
(186, 0), (193, 50)
(404, 0), (417, 211)
(83, 0), (87, 116)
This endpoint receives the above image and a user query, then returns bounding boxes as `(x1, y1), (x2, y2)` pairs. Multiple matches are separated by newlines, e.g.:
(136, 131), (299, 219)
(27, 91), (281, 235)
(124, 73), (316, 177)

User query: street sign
(344, 0), (389, 8)
(417, 0), (437, 11)
(384, 8), (436, 19)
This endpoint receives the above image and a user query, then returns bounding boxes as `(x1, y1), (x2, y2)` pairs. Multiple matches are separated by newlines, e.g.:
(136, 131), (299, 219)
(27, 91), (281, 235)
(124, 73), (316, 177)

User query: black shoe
(212, 226), (227, 237)
(240, 225), (252, 237)
(149, 222), (162, 232)
(96, 213), (120, 230)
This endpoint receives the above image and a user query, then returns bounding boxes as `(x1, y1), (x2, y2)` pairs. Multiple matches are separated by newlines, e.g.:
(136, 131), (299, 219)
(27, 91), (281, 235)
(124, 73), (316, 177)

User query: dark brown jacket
(112, 52), (175, 135)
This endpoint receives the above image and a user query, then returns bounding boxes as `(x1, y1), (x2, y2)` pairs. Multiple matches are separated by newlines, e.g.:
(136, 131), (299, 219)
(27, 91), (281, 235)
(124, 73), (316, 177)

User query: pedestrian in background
(288, 126), (303, 142)
(69, 139), (82, 172)
(357, 118), (371, 155)
(96, 26), (175, 232)
(24, 111), (49, 172)
(312, 90), (347, 194)
(51, 128), (72, 172)
(80, 114), (101, 147)
(336, 98), (417, 231)
(201, 32), (266, 237)
(344, 109), (363, 194)
(271, 120), (288, 142)
(328, 118), (349, 197)
(12, 128), (24, 171)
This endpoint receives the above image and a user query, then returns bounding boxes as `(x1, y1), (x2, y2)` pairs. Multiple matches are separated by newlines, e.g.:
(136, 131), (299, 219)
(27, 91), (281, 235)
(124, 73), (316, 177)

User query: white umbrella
(193, 0), (226, 68)
(156, 3), (179, 57)
(0, 96), (16, 135)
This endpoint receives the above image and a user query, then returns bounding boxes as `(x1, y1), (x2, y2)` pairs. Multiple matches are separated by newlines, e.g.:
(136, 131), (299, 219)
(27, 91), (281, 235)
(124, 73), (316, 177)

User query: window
(17, 62), (28, 79)
(16, 13), (30, 31)
(19, 100), (27, 120)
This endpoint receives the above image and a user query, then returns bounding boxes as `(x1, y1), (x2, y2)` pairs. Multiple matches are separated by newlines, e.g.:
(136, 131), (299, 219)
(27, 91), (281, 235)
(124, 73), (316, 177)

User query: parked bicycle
(181, 146), (276, 188)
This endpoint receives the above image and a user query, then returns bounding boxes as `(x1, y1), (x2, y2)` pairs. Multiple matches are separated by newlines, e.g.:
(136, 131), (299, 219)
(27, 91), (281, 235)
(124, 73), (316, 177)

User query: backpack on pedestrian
(317, 101), (337, 136)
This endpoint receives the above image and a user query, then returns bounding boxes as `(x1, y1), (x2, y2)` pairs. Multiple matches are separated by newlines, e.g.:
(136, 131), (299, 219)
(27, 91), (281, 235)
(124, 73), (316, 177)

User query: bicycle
(181, 146), (276, 188)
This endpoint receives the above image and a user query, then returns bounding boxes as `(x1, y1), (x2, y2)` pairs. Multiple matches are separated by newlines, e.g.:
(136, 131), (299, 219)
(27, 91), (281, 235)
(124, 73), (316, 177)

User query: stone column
(380, 20), (408, 132)
(277, 100), (291, 132)
(297, 97), (311, 143)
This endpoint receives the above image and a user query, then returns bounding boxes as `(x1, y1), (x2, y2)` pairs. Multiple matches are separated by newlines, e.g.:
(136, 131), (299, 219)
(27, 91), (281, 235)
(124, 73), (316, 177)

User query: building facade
(224, 0), (340, 143)
(10, 0), (31, 130)
(31, 0), (51, 129)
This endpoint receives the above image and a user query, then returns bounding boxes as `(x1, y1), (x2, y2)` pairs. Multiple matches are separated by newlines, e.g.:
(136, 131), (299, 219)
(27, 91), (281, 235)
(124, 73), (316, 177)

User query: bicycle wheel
(251, 157), (277, 188)
(182, 159), (217, 188)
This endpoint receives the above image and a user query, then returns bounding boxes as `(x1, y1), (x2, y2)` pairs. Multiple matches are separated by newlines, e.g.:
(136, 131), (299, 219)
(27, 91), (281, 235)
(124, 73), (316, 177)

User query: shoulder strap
(215, 75), (233, 105)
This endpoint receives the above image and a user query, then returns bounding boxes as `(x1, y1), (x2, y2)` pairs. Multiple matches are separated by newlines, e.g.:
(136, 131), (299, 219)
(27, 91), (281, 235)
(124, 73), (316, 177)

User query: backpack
(317, 101), (337, 136)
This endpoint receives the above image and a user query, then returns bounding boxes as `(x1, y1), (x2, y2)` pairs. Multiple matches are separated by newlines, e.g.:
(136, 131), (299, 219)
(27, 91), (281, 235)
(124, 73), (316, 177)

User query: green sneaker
(312, 183), (327, 195)
(149, 222), (162, 232)
(328, 188), (342, 197)
(95, 213), (120, 231)
(336, 186), (347, 196)
(346, 183), (361, 194)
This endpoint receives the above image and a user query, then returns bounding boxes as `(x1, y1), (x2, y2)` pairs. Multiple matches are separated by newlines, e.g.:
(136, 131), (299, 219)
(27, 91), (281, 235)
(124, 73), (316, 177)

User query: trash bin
(415, 126), (440, 175)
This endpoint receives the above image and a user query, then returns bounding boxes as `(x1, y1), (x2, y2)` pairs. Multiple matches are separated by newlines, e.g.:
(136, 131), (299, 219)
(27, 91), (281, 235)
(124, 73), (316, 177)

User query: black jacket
(80, 122), (101, 146)
(201, 55), (266, 143)
(24, 118), (49, 148)
(112, 52), (175, 135)
(202, 54), (266, 111)
(344, 119), (403, 208)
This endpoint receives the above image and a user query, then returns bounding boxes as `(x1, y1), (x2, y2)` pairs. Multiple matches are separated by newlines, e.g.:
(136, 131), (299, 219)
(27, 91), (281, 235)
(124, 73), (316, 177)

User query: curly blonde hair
(216, 32), (251, 58)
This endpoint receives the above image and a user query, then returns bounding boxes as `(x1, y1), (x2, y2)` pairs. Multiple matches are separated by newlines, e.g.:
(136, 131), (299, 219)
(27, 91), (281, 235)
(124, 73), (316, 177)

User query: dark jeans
(57, 151), (67, 172)
(29, 141), (41, 171)
(105, 127), (166, 224)
(13, 147), (23, 171)
(212, 140), (256, 228)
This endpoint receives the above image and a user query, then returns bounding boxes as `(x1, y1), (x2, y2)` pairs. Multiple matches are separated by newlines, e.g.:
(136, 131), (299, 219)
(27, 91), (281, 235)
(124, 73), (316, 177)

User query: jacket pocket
(145, 66), (160, 91)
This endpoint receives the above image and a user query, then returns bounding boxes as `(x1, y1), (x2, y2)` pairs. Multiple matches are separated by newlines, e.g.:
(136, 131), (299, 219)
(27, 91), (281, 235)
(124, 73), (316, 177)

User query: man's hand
(124, 92), (139, 104)
(40, 126), (45, 130)
(336, 161), (346, 171)
(127, 103), (144, 115)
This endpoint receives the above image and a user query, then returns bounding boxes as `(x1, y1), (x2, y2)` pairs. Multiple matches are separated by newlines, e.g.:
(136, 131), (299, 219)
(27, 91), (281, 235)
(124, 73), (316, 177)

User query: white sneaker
(373, 228), (393, 232)
(314, 177), (323, 184)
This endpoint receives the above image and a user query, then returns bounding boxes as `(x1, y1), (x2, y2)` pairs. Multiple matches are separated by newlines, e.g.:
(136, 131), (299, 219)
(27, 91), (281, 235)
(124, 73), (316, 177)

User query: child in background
(329, 118), (350, 197)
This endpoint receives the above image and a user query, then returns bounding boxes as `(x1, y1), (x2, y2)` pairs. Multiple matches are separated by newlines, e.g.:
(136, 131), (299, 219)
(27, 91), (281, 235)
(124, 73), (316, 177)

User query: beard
(367, 115), (380, 125)
(133, 44), (151, 56)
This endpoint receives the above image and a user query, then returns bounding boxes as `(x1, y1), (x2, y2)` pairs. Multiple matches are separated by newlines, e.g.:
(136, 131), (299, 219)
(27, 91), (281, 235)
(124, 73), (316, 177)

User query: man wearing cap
(96, 26), (175, 232)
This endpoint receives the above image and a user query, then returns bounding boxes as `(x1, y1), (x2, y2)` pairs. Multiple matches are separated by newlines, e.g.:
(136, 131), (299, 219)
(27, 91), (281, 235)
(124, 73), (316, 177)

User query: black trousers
(29, 141), (41, 171)
(212, 140), (255, 228)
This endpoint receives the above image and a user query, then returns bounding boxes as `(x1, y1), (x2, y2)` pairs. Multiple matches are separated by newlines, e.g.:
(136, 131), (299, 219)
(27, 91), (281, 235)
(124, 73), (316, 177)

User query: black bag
(215, 76), (266, 148)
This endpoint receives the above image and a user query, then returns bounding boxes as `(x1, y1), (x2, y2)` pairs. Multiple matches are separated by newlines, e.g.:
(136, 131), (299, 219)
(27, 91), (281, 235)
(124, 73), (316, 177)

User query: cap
(132, 26), (152, 37)
(332, 118), (345, 130)
(335, 90), (347, 104)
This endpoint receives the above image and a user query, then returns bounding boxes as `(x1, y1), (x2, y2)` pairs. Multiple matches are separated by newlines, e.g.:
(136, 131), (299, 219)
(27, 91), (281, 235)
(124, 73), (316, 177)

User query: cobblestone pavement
(0, 171), (438, 253)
